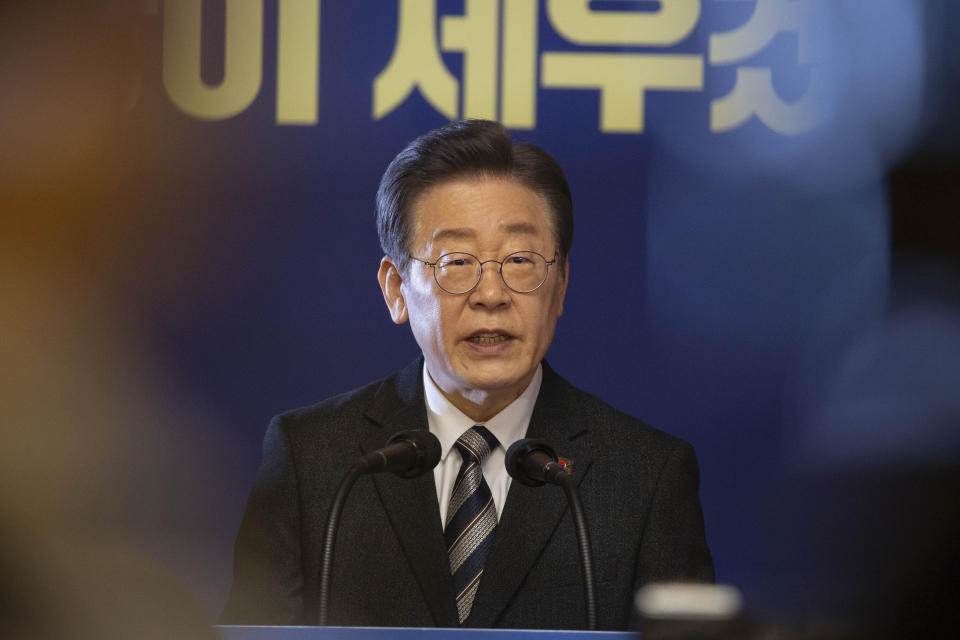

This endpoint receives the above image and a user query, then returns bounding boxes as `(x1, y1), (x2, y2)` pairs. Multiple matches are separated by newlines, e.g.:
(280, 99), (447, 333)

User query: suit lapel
(361, 359), (460, 628)
(466, 362), (594, 628)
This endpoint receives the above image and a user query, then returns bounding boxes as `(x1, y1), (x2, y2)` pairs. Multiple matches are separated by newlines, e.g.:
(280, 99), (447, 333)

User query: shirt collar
(422, 363), (543, 461)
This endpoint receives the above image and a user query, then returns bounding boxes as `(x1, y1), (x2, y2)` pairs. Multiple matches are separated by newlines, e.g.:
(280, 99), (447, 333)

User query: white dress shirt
(423, 363), (542, 528)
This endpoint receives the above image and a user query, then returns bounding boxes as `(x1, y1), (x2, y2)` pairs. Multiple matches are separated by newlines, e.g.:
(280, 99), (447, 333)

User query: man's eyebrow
(501, 222), (538, 235)
(431, 227), (476, 242)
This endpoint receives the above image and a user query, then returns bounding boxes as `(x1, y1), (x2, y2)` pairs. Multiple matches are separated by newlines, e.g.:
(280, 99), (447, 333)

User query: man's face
(380, 177), (568, 412)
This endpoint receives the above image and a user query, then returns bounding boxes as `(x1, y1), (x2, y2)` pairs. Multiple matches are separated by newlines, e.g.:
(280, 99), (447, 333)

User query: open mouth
(467, 332), (512, 345)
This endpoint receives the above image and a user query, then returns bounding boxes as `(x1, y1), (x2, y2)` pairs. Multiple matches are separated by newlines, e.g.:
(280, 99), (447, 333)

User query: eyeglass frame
(411, 250), (559, 294)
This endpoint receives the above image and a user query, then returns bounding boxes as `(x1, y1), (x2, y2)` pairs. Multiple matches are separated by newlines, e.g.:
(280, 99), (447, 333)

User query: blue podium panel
(217, 627), (637, 640)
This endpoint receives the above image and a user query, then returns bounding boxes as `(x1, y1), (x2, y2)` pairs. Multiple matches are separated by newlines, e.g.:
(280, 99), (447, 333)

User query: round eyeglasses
(412, 251), (558, 294)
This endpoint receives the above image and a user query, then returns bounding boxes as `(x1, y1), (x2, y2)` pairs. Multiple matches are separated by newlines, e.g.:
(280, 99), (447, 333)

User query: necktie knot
(454, 424), (499, 464)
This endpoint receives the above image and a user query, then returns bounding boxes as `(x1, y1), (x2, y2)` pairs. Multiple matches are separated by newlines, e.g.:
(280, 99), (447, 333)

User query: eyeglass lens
(435, 252), (548, 294)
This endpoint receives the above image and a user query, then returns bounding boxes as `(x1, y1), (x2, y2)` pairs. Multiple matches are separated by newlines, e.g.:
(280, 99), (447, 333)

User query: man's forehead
(408, 176), (556, 251)
(429, 221), (539, 243)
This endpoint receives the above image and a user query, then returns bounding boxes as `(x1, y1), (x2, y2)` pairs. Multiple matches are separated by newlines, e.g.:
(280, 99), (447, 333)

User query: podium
(218, 627), (636, 640)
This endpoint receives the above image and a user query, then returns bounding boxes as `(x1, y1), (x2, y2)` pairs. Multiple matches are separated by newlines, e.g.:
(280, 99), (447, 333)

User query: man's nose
(469, 261), (511, 306)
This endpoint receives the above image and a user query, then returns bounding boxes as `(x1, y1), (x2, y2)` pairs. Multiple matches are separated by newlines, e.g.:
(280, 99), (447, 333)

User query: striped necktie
(444, 425), (499, 624)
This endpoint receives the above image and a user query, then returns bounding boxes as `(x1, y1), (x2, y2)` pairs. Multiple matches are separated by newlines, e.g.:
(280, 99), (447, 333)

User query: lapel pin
(557, 457), (574, 475)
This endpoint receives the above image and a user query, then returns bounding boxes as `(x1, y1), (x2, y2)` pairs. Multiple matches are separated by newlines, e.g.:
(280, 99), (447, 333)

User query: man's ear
(556, 258), (569, 317)
(378, 256), (408, 324)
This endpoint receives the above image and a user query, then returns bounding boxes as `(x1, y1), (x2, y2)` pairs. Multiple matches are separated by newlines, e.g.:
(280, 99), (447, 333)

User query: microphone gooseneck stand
(506, 438), (598, 631)
(317, 430), (441, 626)
(318, 460), (365, 626)
(553, 463), (597, 630)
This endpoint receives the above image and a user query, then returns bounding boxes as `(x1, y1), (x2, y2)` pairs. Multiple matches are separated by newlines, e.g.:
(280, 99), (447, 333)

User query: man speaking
(221, 120), (713, 630)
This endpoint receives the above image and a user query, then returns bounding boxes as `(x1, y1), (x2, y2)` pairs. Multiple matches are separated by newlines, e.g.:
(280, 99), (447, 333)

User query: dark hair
(376, 119), (573, 272)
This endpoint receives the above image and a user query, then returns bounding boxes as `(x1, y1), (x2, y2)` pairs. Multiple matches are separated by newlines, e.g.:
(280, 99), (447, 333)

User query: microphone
(318, 430), (441, 625)
(359, 429), (442, 477)
(505, 438), (564, 486)
(505, 438), (598, 630)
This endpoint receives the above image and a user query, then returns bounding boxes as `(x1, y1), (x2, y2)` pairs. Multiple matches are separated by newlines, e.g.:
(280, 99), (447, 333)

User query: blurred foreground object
(635, 583), (749, 639)
(1, 2), (235, 636)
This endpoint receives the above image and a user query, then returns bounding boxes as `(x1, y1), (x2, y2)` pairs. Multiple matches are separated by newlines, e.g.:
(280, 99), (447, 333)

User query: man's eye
(509, 256), (530, 264)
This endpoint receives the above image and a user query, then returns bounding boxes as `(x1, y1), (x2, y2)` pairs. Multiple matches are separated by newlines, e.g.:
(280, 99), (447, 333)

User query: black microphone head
(505, 438), (558, 487)
(384, 430), (442, 478)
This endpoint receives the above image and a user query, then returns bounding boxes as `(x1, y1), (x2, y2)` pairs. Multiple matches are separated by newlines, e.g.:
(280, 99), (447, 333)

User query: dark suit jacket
(221, 359), (713, 630)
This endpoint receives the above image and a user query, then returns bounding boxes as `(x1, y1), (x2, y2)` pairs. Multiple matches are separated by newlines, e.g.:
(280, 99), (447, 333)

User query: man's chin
(458, 366), (535, 398)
